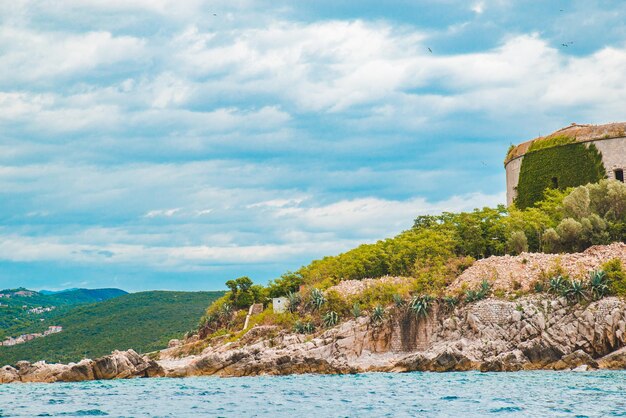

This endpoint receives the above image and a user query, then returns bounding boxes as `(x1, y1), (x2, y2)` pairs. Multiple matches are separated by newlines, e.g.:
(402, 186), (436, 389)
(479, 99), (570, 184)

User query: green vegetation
(0, 288), (127, 340)
(527, 135), (575, 152)
(515, 142), (606, 209)
(0, 291), (223, 365)
(196, 179), (626, 343)
(371, 305), (385, 323)
(464, 280), (491, 303)
(602, 259), (626, 296)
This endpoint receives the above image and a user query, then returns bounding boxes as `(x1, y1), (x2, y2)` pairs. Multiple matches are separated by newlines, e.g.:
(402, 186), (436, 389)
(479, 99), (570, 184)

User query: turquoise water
(1, 372), (625, 417)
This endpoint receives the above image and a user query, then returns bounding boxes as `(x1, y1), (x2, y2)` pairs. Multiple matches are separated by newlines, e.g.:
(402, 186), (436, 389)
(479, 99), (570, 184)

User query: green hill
(0, 288), (127, 339)
(0, 290), (224, 365)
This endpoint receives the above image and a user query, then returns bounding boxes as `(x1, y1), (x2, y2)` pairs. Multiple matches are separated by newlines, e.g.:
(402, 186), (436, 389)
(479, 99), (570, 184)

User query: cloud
(471, 2), (485, 14)
(0, 27), (146, 86)
(144, 208), (181, 218)
(1, 1), (626, 290)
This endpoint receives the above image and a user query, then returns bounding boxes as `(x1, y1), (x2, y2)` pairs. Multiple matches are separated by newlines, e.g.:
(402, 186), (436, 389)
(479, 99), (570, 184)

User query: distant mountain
(0, 290), (224, 365)
(47, 288), (128, 304)
(0, 288), (128, 339)
(39, 288), (79, 295)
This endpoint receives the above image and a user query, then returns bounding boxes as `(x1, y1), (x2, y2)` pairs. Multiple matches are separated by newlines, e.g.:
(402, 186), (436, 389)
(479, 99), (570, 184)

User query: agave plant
(549, 276), (566, 294)
(478, 279), (491, 297)
(199, 313), (217, 328)
(323, 311), (339, 327)
(310, 288), (326, 311)
(371, 305), (385, 323)
(351, 302), (362, 318)
(287, 291), (301, 313)
(589, 270), (609, 299)
(220, 303), (233, 318)
(443, 296), (459, 308)
(393, 294), (405, 308)
(294, 321), (315, 334)
(409, 295), (433, 318)
(565, 279), (586, 302)
(465, 289), (479, 303)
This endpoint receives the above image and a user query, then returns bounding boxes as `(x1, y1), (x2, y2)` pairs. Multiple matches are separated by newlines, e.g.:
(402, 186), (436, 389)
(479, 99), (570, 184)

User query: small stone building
(273, 297), (288, 313)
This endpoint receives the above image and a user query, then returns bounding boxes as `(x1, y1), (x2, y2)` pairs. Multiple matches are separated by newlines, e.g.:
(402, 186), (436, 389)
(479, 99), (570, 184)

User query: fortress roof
(504, 122), (626, 165)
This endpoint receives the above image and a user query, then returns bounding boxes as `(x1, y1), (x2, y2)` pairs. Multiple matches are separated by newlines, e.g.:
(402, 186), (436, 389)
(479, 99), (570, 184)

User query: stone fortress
(505, 122), (626, 207)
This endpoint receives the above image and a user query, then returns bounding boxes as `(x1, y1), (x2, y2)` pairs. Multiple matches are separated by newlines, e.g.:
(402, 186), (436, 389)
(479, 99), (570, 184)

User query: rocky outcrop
(0, 349), (163, 384)
(158, 295), (626, 377)
(6, 295), (626, 382)
(450, 243), (626, 293)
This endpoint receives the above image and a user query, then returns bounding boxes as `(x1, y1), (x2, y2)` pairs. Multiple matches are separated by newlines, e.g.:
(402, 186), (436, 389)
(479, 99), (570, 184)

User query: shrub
(323, 311), (339, 328)
(324, 290), (350, 316)
(507, 231), (528, 255)
(351, 302), (361, 318)
(602, 259), (626, 296)
(542, 228), (561, 253)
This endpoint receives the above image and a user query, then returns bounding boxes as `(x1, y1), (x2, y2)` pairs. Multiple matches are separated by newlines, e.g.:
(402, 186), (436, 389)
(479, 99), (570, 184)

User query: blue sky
(1, 0), (626, 291)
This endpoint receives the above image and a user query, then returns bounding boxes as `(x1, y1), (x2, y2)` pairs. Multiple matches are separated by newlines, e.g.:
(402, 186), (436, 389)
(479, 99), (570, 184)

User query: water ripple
(1, 371), (625, 417)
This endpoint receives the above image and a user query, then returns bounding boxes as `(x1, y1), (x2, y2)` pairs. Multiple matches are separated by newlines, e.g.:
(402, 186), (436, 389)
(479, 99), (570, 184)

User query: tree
(507, 231), (528, 255)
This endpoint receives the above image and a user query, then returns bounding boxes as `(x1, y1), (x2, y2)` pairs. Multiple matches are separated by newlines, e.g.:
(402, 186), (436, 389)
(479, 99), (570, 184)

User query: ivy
(515, 142), (606, 209)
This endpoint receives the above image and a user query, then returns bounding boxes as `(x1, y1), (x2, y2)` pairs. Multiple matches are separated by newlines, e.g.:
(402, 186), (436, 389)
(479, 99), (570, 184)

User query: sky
(1, 0), (626, 292)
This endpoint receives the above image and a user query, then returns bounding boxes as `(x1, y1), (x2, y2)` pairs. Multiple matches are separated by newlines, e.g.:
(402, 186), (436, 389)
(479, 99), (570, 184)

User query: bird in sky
(561, 43), (569, 47)
(428, 47), (432, 53)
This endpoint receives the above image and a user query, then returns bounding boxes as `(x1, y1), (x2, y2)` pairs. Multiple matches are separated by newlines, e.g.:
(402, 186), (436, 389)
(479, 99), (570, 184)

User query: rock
(0, 349), (163, 384)
(550, 350), (598, 371)
(168, 339), (182, 348)
(0, 366), (19, 383)
(597, 347), (626, 369)
(93, 350), (163, 380)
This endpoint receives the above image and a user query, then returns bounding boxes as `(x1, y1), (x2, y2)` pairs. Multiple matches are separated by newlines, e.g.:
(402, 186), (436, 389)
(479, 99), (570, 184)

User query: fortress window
(551, 177), (559, 189)
(615, 169), (624, 182)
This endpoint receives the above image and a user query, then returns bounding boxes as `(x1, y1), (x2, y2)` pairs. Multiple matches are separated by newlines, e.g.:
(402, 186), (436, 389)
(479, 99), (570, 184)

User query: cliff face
(157, 295), (626, 377)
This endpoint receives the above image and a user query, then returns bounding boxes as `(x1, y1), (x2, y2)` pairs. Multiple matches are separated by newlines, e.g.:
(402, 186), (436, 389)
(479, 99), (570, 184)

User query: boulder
(93, 349), (163, 380)
(597, 346), (626, 369)
(550, 350), (598, 371)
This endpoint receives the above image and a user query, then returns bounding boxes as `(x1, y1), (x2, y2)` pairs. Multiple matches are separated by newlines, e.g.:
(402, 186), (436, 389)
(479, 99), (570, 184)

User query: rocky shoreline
(0, 349), (163, 383)
(5, 294), (626, 383)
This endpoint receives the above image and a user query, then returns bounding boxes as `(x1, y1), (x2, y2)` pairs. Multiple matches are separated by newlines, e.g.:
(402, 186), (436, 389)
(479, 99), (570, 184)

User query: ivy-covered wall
(515, 142), (606, 208)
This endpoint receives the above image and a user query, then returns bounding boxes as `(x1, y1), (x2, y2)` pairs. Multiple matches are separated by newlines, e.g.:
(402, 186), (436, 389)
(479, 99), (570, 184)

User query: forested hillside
(0, 291), (224, 364)
(0, 288), (127, 339)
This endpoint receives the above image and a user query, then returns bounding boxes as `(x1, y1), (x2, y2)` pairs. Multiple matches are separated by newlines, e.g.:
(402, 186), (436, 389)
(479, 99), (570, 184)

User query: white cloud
(471, 2), (485, 14)
(0, 27), (146, 84)
(144, 208), (181, 218)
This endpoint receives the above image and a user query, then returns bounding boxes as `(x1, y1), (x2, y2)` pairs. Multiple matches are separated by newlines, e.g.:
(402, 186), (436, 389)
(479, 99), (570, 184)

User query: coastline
(4, 293), (626, 383)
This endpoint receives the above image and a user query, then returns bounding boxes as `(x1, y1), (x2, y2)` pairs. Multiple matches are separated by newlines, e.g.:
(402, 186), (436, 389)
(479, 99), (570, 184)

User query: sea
(1, 371), (625, 417)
